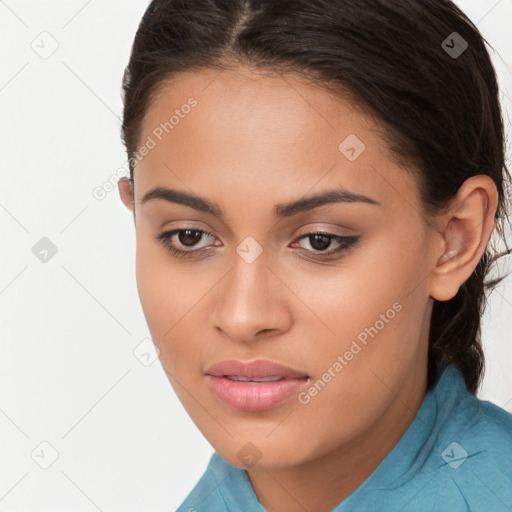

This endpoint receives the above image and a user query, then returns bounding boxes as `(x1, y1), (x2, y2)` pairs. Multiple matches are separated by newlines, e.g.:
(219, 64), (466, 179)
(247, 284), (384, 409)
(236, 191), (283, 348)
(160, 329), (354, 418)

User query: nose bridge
(227, 245), (272, 317)
(212, 242), (287, 340)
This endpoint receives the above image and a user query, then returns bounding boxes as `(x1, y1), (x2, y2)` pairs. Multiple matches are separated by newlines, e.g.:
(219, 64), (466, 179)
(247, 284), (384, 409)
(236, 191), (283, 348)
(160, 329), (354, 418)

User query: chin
(214, 439), (311, 470)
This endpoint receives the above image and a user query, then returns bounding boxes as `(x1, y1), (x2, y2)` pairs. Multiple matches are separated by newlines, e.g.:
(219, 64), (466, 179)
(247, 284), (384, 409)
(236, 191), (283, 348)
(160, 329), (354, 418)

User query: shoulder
(468, 395), (512, 444)
(440, 369), (512, 459)
(454, 394), (512, 477)
(424, 367), (512, 510)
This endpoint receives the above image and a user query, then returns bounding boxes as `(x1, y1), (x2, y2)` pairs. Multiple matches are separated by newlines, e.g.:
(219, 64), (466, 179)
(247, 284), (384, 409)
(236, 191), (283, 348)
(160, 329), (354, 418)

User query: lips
(225, 375), (284, 382)
(205, 359), (309, 411)
(205, 359), (309, 380)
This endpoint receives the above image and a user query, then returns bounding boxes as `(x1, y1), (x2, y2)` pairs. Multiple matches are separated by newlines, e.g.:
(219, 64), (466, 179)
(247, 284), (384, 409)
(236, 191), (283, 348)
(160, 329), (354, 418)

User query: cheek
(134, 239), (202, 362)
(295, 227), (430, 400)
(289, 296), (427, 457)
(135, 249), (213, 425)
(289, 226), (426, 346)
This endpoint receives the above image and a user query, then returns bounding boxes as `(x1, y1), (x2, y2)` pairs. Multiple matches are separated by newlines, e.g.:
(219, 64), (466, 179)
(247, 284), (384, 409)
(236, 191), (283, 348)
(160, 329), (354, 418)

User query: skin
(118, 66), (498, 512)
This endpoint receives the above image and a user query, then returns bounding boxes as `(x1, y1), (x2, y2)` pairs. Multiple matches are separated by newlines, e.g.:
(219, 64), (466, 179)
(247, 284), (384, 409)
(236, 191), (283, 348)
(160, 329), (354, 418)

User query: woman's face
(119, 67), (441, 469)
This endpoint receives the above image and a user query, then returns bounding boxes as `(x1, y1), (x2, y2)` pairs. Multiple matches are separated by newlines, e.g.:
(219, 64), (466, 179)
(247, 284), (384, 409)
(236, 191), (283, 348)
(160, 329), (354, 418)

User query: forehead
(134, 67), (418, 220)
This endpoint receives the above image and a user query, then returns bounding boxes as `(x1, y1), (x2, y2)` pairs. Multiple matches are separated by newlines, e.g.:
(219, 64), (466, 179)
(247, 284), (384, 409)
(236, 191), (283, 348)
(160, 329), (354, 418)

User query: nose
(210, 249), (292, 344)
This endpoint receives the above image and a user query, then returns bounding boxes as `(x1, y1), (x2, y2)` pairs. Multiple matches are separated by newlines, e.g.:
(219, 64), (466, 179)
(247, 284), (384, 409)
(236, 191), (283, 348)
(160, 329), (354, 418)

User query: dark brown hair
(120, 0), (511, 394)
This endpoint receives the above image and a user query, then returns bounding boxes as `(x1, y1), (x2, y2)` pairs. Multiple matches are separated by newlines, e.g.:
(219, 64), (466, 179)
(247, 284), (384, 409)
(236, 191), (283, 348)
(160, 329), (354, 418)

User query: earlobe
(118, 177), (135, 212)
(428, 175), (498, 302)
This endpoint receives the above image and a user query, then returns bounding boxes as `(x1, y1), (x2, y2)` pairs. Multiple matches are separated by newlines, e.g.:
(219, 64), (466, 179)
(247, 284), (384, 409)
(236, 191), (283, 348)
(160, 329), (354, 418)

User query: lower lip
(206, 375), (309, 411)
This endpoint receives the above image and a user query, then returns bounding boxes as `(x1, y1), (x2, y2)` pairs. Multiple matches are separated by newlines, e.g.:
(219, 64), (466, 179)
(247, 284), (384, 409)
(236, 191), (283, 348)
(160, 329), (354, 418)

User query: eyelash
(154, 228), (361, 260)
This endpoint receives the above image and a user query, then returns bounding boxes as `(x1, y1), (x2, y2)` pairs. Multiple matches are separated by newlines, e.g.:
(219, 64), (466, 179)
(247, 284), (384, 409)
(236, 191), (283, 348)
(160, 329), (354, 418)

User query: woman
(117, 0), (512, 510)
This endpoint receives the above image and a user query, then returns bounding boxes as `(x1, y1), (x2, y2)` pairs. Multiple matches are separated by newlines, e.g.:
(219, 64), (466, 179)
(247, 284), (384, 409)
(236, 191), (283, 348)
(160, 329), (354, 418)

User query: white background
(1, 1), (511, 510)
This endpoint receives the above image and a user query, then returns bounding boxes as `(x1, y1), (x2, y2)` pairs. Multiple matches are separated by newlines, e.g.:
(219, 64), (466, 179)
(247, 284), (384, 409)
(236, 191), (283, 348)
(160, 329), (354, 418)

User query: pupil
(310, 234), (331, 251)
(179, 230), (202, 247)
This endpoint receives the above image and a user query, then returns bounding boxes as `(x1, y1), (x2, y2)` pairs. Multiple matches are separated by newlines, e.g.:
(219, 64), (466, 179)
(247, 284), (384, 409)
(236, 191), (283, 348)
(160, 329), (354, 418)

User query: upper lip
(205, 359), (309, 379)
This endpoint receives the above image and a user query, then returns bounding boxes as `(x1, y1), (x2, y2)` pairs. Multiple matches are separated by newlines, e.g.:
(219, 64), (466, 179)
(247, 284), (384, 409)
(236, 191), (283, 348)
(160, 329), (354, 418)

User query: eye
(291, 232), (361, 257)
(155, 228), (218, 258)
(154, 228), (360, 259)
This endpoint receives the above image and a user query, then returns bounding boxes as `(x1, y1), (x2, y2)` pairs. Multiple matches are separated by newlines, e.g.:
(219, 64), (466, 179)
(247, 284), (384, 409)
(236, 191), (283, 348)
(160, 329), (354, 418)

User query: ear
(428, 175), (498, 302)
(118, 177), (135, 213)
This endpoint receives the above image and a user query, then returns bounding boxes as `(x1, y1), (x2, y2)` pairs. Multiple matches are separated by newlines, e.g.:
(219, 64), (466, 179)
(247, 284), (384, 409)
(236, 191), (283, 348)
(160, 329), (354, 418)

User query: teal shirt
(176, 364), (512, 511)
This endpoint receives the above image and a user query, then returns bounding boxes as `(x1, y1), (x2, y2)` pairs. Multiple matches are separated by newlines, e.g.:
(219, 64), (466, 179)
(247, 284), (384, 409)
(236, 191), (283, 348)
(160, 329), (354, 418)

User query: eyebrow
(140, 185), (380, 217)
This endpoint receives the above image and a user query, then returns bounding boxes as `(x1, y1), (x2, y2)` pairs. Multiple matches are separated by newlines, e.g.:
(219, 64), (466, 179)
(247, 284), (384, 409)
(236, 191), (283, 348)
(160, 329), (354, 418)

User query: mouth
(223, 375), (287, 382)
(205, 359), (310, 411)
